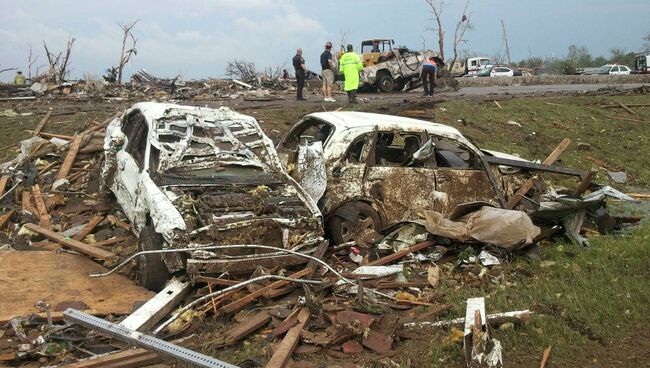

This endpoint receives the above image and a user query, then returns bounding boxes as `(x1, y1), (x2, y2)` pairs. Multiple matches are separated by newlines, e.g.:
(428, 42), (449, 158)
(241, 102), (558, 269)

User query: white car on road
(490, 67), (514, 77)
(603, 64), (631, 75)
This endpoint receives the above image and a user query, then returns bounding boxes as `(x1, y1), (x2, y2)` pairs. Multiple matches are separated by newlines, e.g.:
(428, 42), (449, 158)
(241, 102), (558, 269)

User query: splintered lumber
(0, 176), (9, 196)
(219, 268), (312, 314)
(574, 170), (598, 196)
(22, 190), (37, 214)
(23, 223), (114, 260)
(586, 155), (622, 172)
(265, 307), (310, 368)
(0, 210), (14, 229)
(269, 307), (301, 339)
(72, 216), (105, 241)
(91, 236), (132, 247)
(120, 279), (191, 333)
(84, 112), (120, 134)
(609, 115), (645, 123)
(540, 345), (552, 368)
(506, 138), (571, 209)
(225, 311), (271, 345)
(60, 348), (162, 368)
(107, 214), (131, 230)
(26, 131), (74, 140)
(56, 134), (84, 181)
(617, 102), (636, 115)
(367, 240), (435, 266)
(493, 100), (502, 109)
(31, 185), (51, 229)
(33, 110), (53, 136)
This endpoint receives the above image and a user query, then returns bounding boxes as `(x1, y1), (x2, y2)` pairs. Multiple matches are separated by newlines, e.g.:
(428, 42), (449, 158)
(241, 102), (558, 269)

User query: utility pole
(501, 19), (512, 66)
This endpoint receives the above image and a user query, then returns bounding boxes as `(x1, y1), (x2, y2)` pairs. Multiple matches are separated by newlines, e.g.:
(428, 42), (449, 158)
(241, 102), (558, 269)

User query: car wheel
(377, 74), (394, 93)
(327, 202), (382, 244)
(137, 225), (171, 291)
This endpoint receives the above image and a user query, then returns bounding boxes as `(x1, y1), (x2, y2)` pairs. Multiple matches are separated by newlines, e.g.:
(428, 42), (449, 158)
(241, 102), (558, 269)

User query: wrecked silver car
(277, 112), (596, 244)
(103, 103), (324, 290)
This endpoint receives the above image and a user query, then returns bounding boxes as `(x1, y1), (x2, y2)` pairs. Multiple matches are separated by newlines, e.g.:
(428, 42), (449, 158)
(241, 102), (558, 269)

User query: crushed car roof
(306, 111), (469, 141)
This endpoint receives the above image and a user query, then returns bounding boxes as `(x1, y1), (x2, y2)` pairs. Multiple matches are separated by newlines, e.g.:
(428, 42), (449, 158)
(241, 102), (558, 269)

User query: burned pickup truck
(103, 103), (324, 290)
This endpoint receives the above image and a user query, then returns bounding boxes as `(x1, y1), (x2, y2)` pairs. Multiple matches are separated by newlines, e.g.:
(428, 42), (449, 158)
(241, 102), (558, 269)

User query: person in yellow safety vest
(14, 71), (26, 85)
(339, 44), (363, 104)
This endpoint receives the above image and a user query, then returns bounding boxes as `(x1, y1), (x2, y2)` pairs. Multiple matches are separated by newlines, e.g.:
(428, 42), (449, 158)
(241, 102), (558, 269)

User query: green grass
(429, 95), (650, 188)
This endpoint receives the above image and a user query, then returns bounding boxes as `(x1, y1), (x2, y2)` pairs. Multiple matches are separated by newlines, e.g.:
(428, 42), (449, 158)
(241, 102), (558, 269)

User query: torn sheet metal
(296, 141), (326, 202)
(378, 222), (429, 252)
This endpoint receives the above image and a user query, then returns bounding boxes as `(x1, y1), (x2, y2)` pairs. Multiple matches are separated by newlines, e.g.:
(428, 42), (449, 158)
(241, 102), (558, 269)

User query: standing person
(320, 41), (336, 102)
(419, 57), (437, 97)
(293, 48), (307, 101)
(14, 71), (25, 85)
(339, 44), (363, 104)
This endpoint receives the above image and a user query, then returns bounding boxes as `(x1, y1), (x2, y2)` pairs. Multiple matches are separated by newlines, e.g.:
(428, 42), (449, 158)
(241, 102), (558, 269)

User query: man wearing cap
(320, 42), (336, 102)
(292, 48), (307, 101)
(339, 44), (363, 104)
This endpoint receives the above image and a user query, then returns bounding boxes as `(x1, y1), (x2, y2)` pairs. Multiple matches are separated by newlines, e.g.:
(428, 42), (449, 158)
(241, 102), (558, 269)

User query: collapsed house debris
(0, 102), (643, 367)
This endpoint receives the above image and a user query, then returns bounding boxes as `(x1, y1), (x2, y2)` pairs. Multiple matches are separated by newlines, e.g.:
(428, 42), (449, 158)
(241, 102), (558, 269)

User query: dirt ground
(1, 85), (649, 367)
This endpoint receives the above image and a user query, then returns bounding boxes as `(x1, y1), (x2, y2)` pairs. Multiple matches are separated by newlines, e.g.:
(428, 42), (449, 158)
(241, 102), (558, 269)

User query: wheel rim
(340, 214), (376, 242)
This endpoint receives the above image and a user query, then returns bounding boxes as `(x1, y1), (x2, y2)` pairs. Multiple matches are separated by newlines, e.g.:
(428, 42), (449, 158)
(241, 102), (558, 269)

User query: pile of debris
(0, 103), (642, 368)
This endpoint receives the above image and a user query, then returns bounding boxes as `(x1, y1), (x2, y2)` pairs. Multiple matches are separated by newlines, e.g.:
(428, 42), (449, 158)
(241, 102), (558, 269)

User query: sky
(0, 0), (648, 82)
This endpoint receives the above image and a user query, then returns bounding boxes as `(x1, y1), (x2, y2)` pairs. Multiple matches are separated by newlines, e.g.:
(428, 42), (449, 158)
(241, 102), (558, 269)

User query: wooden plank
(540, 345), (552, 368)
(268, 307), (301, 340)
(23, 223), (114, 260)
(265, 307), (310, 368)
(107, 214), (131, 230)
(29, 131), (74, 140)
(56, 134), (84, 181)
(22, 190), (37, 214)
(193, 275), (241, 287)
(73, 216), (105, 241)
(609, 115), (645, 123)
(0, 210), (15, 229)
(59, 348), (159, 368)
(33, 110), (53, 136)
(31, 184), (51, 229)
(506, 138), (571, 209)
(225, 311), (271, 345)
(91, 236), (132, 247)
(573, 170), (597, 196)
(0, 175), (9, 196)
(367, 240), (435, 266)
(0, 251), (154, 324)
(586, 155), (622, 172)
(220, 268), (312, 314)
(120, 279), (191, 333)
(617, 102), (636, 115)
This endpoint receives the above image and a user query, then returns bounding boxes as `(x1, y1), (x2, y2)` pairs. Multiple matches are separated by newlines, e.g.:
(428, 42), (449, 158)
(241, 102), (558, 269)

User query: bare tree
(424, 0), (445, 60)
(446, 0), (472, 76)
(43, 36), (75, 83)
(116, 20), (139, 84)
(27, 44), (39, 79)
(0, 67), (18, 75)
(225, 60), (259, 81)
(644, 32), (650, 50)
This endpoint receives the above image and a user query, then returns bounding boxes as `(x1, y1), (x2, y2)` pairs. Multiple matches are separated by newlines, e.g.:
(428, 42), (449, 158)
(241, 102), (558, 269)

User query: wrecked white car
(103, 103), (324, 290)
(277, 112), (587, 244)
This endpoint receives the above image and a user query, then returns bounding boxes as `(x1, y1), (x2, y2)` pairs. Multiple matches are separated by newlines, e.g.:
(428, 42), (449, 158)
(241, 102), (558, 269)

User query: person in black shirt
(320, 41), (336, 102)
(293, 48), (307, 101)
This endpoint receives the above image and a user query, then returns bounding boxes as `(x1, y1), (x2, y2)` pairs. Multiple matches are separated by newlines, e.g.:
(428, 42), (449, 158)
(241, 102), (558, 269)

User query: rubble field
(0, 86), (649, 368)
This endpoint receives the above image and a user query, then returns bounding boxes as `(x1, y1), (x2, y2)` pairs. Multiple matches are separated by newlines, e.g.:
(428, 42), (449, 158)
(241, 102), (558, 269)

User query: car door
(610, 66), (620, 75)
(362, 130), (440, 226)
(429, 135), (499, 214)
(113, 113), (149, 224)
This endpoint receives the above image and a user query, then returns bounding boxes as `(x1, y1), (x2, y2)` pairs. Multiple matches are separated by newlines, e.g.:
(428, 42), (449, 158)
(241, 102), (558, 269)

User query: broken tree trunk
(506, 138), (571, 209)
(23, 223), (114, 260)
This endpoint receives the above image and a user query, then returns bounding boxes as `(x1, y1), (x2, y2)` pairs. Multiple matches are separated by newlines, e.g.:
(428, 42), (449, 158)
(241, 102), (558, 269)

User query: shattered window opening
(282, 118), (334, 151)
(372, 131), (424, 167)
(431, 136), (479, 169)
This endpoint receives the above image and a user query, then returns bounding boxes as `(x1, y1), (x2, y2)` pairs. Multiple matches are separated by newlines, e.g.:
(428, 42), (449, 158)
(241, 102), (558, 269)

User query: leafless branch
(225, 60), (259, 81)
(447, 0), (471, 76)
(116, 19), (139, 84)
(424, 0), (445, 60)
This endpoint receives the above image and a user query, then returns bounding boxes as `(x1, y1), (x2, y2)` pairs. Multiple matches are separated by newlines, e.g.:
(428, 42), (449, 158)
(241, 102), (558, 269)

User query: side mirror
(413, 138), (435, 161)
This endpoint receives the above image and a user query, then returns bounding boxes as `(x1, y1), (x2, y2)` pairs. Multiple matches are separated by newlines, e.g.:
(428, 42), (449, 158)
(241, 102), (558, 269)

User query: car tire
(377, 74), (394, 93)
(137, 224), (171, 292)
(327, 202), (382, 244)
